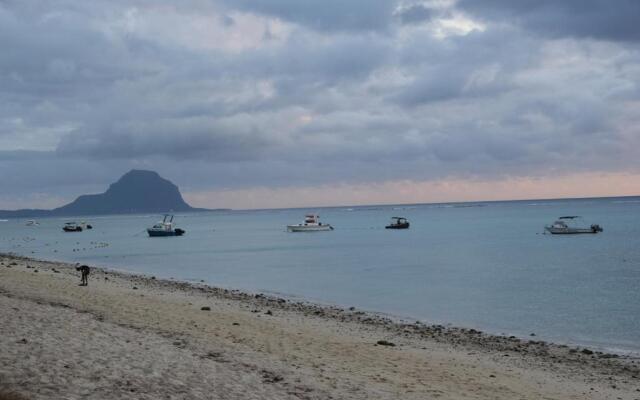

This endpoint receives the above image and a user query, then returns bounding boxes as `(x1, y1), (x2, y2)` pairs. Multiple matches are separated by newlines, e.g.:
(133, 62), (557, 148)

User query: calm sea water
(2, 197), (639, 353)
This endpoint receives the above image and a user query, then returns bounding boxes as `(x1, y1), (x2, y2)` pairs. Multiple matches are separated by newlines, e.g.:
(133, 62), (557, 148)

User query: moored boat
(63, 222), (83, 232)
(26, 220), (39, 226)
(287, 214), (333, 232)
(544, 216), (602, 234)
(385, 217), (410, 229)
(147, 214), (185, 237)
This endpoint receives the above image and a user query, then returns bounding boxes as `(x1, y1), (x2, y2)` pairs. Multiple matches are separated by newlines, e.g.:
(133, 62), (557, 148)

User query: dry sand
(1, 254), (639, 399)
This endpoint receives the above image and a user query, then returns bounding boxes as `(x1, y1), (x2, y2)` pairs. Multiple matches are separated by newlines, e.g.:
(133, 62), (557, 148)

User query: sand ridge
(1, 254), (639, 399)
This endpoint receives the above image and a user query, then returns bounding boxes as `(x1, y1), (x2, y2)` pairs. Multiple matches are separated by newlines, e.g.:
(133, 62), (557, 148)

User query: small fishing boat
(147, 214), (185, 237)
(287, 214), (333, 232)
(545, 216), (603, 234)
(385, 217), (410, 229)
(63, 222), (83, 232)
(25, 220), (39, 226)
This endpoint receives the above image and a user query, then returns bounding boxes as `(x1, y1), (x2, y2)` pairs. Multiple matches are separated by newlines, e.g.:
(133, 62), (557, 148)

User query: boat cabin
(304, 214), (320, 225)
(386, 217), (410, 229)
(152, 215), (174, 231)
(151, 222), (172, 231)
(63, 222), (83, 232)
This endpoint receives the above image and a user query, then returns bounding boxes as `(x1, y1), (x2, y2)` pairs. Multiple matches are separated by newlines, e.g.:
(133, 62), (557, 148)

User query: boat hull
(545, 227), (599, 234)
(385, 223), (410, 229)
(63, 227), (83, 232)
(287, 225), (333, 232)
(147, 228), (185, 237)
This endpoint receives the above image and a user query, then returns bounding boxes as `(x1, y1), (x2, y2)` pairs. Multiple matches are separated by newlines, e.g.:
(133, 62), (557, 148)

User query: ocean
(2, 197), (639, 353)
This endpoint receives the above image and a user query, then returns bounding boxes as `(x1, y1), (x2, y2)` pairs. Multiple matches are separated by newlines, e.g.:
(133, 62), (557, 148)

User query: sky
(1, 0), (639, 210)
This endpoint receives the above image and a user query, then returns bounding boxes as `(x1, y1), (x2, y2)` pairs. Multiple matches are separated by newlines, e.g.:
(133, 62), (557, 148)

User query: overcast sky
(1, 0), (639, 209)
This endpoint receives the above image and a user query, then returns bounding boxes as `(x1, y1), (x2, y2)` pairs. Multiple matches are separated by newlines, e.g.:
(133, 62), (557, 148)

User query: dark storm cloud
(457, 0), (640, 42)
(56, 118), (274, 161)
(0, 4), (149, 97)
(0, 150), (126, 197)
(398, 4), (434, 25)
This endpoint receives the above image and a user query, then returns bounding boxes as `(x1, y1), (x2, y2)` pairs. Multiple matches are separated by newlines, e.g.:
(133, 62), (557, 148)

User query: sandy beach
(1, 253), (638, 399)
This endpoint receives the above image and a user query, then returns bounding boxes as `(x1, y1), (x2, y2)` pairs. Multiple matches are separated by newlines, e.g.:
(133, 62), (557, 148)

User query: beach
(1, 254), (638, 399)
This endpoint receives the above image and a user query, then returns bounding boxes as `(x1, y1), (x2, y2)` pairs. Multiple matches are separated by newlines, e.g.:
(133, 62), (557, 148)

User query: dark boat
(385, 217), (410, 229)
(63, 222), (83, 232)
(147, 214), (185, 237)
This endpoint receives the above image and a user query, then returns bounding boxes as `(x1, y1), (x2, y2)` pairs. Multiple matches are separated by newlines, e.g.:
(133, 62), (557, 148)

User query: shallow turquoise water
(2, 197), (639, 353)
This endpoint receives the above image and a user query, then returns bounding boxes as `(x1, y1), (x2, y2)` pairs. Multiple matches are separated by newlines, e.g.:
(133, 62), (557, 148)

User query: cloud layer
(1, 0), (639, 208)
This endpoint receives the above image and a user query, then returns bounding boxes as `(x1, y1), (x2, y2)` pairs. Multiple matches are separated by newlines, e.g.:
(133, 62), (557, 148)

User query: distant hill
(0, 170), (210, 218)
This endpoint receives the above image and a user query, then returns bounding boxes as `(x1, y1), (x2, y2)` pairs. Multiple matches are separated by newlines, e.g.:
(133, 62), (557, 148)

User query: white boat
(545, 216), (603, 234)
(25, 220), (39, 226)
(147, 214), (185, 237)
(287, 214), (333, 232)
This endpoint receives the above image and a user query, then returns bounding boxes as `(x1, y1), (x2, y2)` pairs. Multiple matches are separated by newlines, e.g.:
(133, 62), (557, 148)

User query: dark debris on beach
(2, 252), (639, 384)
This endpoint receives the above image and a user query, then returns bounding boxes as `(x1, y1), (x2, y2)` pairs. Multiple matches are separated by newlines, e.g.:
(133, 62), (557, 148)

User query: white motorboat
(287, 214), (333, 232)
(545, 216), (603, 234)
(147, 214), (185, 237)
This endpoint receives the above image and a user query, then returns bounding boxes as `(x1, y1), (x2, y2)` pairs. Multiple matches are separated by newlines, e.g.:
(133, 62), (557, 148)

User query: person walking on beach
(76, 264), (90, 286)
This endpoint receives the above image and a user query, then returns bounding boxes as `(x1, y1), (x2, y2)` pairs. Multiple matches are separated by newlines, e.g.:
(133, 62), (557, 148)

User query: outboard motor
(591, 224), (603, 233)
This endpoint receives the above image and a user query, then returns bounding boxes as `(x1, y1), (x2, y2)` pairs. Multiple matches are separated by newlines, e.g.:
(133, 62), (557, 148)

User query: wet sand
(1, 253), (639, 399)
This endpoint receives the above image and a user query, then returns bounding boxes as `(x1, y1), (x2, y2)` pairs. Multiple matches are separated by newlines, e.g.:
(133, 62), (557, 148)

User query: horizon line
(226, 193), (640, 212)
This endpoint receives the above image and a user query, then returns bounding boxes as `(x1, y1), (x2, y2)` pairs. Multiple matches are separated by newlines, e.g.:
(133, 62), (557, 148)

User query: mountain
(0, 170), (205, 218)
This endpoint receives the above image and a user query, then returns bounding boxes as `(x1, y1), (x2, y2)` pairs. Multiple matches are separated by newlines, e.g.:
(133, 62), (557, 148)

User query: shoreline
(2, 253), (639, 399)
(7, 250), (639, 357)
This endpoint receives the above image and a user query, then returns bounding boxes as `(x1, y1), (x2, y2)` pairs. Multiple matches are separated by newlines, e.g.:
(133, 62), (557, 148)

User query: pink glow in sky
(184, 172), (640, 210)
